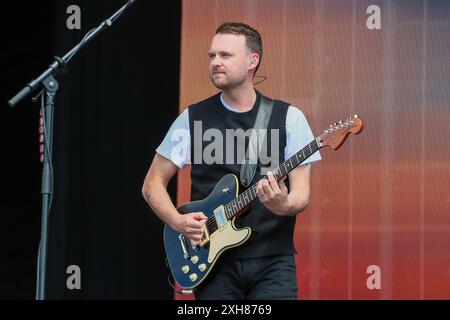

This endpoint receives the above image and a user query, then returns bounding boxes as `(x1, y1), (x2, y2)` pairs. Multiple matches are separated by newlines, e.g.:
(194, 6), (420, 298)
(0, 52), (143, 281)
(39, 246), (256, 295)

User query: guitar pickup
(214, 205), (227, 229)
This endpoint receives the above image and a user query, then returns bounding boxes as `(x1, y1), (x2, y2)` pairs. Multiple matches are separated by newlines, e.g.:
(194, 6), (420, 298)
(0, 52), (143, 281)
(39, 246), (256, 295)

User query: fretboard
(224, 138), (322, 219)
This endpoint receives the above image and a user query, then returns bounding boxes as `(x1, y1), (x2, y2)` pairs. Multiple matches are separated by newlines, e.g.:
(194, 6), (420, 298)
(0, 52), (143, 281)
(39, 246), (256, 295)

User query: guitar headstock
(318, 115), (364, 150)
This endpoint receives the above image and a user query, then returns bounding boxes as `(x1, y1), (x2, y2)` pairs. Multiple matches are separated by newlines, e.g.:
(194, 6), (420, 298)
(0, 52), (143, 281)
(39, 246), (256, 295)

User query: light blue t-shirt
(156, 93), (322, 169)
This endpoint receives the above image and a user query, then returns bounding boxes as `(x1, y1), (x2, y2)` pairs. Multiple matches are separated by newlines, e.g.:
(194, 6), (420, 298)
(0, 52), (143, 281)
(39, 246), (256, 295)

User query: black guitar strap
(240, 96), (274, 187)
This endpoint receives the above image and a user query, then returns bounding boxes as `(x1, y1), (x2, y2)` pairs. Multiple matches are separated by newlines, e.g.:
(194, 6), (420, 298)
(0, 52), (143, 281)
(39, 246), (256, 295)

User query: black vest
(188, 91), (296, 258)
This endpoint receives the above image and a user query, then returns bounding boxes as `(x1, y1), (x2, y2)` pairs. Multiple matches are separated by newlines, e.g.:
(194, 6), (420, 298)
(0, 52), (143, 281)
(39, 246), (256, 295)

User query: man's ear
(248, 53), (259, 69)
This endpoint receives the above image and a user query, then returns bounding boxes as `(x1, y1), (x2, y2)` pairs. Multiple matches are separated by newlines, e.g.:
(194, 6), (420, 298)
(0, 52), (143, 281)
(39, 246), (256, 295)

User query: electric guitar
(164, 115), (364, 290)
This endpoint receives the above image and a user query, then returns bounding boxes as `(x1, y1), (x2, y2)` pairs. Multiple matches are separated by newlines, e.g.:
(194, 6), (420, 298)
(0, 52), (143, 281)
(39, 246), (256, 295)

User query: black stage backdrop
(1, 0), (180, 299)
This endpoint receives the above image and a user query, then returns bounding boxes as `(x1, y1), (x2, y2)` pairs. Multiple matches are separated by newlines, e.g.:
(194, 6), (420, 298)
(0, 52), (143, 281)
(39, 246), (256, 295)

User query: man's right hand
(174, 212), (208, 242)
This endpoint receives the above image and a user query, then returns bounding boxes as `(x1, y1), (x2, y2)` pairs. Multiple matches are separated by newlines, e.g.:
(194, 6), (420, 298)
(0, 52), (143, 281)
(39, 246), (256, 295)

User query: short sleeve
(156, 109), (191, 168)
(285, 106), (322, 165)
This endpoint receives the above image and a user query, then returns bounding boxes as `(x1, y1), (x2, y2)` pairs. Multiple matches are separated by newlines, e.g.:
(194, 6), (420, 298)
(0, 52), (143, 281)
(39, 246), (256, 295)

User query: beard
(210, 71), (246, 90)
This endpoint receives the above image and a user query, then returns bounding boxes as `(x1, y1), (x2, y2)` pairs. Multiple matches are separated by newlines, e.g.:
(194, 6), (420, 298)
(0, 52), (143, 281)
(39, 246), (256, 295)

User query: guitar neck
(224, 138), (322, 219)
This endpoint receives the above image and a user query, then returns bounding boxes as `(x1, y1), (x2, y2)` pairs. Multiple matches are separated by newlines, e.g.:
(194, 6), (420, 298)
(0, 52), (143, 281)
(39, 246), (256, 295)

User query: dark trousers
(195, 254), (298, 300)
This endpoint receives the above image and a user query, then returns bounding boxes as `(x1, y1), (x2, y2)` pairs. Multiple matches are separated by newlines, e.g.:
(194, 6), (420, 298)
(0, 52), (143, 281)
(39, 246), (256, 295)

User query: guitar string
(203, 140), (318, 232)
(204, 151), (307, 230)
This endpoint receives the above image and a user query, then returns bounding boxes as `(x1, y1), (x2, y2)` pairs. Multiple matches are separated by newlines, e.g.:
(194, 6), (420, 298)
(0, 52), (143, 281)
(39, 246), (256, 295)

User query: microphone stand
(8, 0), (138, 300)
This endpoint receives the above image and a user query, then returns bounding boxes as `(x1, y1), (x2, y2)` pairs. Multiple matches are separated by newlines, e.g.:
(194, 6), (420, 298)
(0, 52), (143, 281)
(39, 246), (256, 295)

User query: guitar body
(163, 174), (251, 289)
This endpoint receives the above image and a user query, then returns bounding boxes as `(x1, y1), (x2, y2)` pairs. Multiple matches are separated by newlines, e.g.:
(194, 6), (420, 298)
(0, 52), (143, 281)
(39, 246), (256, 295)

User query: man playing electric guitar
(142, 22), (321, 300)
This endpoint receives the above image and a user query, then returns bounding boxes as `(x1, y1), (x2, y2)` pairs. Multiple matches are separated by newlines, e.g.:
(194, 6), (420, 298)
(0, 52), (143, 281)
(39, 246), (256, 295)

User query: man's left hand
(256, 171), (290, 215)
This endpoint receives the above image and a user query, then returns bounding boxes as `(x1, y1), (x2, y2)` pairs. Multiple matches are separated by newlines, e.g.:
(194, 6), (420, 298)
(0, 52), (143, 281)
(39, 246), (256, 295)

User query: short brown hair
(216, 22), (263, 74)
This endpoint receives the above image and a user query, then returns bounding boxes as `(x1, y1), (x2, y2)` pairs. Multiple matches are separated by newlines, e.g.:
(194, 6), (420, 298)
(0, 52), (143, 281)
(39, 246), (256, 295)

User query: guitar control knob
(189, 273), (198, 282)
(181, 265), (189, 274)
(198, 264), (207, 272)
(190, 256), (199, 264)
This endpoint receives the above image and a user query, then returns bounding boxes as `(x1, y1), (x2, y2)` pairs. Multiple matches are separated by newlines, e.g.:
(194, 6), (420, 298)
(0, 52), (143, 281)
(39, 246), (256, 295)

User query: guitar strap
(240, 96), (274, 187)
